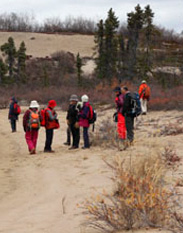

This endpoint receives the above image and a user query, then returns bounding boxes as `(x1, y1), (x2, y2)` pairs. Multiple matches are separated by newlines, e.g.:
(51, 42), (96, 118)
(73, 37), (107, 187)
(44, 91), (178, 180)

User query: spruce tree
(143, 5), (154, 73)
(104, 8), (119, 82)
(76, 53), (83, 86)
(94, 19), (105, 80)
(1, 37), (16, 79)
(126, 4), (144, 79)
(17, 41), (27, 83)
(0, 58), (7, 84)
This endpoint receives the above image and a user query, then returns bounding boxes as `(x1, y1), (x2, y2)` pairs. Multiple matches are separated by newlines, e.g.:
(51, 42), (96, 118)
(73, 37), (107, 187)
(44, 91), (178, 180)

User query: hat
(113, 86), (121, 92)
(81, 94), (89, 103)
(69, 94), (78, 102)
(48, 100), (57, 108)
(141, 80), (147, 84)
(30, 100), (39, 108)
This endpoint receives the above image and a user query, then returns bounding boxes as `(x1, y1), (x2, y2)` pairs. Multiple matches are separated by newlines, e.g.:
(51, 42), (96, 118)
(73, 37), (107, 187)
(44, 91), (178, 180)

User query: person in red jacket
(138, 80), (151, 115)
(113, 86), (126, 149)
(44, 100), (59, 153)
(23, 100), (40, 154)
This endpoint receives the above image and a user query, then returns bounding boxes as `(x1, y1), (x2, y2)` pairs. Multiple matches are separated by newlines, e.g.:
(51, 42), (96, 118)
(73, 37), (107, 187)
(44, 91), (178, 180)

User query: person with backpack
(138, 80), (151, 115)
(78, 94), (90, 149)
(66, 94), (80, 150)
(113, 86), (126, 142)
(23, 100), (40, 154)
(121, 86), (135, 145)
(8, 97), (21, 132)
(44, 100), (59, 153)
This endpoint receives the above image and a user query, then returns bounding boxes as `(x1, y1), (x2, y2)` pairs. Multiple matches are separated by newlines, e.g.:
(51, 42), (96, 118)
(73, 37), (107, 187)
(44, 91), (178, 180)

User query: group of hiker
(8, 80), (151, 154)
(8, 94), (95, 154)
(114, 80), (150, 148)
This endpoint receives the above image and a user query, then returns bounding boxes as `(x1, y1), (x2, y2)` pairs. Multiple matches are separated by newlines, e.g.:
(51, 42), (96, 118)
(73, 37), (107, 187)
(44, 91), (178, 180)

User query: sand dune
(0, 108), (183, 233)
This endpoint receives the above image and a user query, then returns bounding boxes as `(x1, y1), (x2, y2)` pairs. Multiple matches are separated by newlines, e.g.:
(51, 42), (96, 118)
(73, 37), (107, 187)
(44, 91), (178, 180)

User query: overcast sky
(1, 0), (183, 33)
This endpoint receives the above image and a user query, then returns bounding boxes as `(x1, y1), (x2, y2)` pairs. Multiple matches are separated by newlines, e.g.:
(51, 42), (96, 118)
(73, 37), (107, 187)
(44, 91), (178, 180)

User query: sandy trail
(0, 108), (183, 233)
(0, 109), (113, 233)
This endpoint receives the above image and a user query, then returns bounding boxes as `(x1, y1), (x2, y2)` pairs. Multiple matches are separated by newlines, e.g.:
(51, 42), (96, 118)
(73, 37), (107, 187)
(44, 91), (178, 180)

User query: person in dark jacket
(23, 100), (40, 154)
(66, 94), (80, 150)
(8, 97), (19, 132)
(44, 100), (59, 153)
(121, 86), (135, 144)
(78, 94), (90, 149)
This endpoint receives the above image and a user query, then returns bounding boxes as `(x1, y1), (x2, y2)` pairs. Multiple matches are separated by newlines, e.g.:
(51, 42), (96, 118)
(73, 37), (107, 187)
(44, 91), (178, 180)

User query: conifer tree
(76, 53), (83, 86)
(1, 37), (16, 79)
(0, 58), (7, 84)
(17, 41), (27, 83)
(94, 8), (119, 83)
(126, 4), (144, 79)
(94, 19), (105, 80)
(104, 8), (119, 82)
(143, 5), (154, 72)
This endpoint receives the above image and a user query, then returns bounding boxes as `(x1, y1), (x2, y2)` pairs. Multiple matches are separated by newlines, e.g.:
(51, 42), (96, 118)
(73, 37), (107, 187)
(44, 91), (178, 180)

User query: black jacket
(66, 104), (78, 125)
(122, 92), (133, 117)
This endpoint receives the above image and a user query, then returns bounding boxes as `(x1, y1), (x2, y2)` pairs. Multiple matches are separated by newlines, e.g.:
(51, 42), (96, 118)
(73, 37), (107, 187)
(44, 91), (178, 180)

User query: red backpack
(40, 108), (46, 126)
(14, 103), (21, 115)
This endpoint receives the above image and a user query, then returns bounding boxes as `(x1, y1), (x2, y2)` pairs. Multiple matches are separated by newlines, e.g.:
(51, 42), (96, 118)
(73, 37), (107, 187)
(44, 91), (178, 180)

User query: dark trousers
(10, 119), (16, 132)
(66, 126), (71, 144)
(125, 116), (134, 142)
(44, 129), (54, 151)
(70, 124), (80, 148)
(83, 127), (89, 148)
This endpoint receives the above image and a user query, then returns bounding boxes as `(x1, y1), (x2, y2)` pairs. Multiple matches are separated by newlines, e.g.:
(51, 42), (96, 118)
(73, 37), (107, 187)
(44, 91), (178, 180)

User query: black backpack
(130, 92), (141, 117)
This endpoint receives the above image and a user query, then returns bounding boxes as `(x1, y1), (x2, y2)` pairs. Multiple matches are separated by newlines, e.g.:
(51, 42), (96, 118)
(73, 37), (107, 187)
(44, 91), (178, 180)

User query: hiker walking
(66, 94), (80, 150)
(23, 100), (40, 154)
(121, 86), (135, 145)
(44, 100), (59, 153)
(113, 86), (126, 142)
(78, 95), (90, 149)
(138, 80), (151, 115)
(8, 97), (21, 132)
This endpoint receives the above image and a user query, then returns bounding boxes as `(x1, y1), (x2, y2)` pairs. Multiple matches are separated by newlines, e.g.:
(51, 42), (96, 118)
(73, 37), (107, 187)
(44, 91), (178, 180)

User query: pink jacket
(79, 102), (90, 128)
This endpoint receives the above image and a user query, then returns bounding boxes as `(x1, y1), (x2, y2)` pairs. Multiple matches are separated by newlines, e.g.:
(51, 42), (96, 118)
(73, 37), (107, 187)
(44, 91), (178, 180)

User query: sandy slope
(0, 32), (94, 58)
(0, 108), (183, 233)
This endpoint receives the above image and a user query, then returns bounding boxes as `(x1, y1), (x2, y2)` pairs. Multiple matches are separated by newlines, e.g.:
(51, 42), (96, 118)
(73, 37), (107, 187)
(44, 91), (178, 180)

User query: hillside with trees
(0, 5), (183, 110)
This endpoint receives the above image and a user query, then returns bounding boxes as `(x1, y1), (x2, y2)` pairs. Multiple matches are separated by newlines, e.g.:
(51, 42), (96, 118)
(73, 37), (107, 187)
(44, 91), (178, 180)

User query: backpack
(88, 105), (97, 124)
(14, 103), (21, 115)
(142, 85), (150, 99)
(29, 110), (40, 129)
(130, 92), (141, 117)
(40, 108), (46, 126)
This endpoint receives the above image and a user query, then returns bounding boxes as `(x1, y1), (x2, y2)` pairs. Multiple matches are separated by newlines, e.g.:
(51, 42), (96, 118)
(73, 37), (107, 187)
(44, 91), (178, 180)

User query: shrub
(83, 153), (176, 232)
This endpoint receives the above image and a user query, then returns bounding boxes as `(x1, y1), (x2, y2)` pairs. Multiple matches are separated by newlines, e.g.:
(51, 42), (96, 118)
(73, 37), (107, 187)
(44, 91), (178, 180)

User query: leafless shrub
(83, 154), (176, 232)
(161, 145), (180, 168)
(159, 123), (183, 136)
(90, 118), (119, 149)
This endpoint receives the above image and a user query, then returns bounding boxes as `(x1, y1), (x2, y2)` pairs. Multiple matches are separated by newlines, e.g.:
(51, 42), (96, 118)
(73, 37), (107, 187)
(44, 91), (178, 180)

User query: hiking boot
(82, 146), (90, 150)
(69, 146), (78, 150)
(44, 149), (55, 153)
(64, 142), (70, 146)
(30, 148), (36, 154)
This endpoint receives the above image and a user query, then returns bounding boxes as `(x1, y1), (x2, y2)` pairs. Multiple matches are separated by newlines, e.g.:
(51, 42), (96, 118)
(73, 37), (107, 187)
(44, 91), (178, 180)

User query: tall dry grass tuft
(83, 152), (177, 232)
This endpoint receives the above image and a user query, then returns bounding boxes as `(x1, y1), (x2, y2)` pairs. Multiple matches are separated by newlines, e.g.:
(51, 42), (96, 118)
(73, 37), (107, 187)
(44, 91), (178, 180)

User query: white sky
(1, 0), (183, 33)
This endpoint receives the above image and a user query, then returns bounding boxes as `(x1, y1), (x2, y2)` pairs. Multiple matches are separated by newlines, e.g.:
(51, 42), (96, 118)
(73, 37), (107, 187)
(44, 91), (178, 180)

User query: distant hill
(0, 32), (95, 58)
